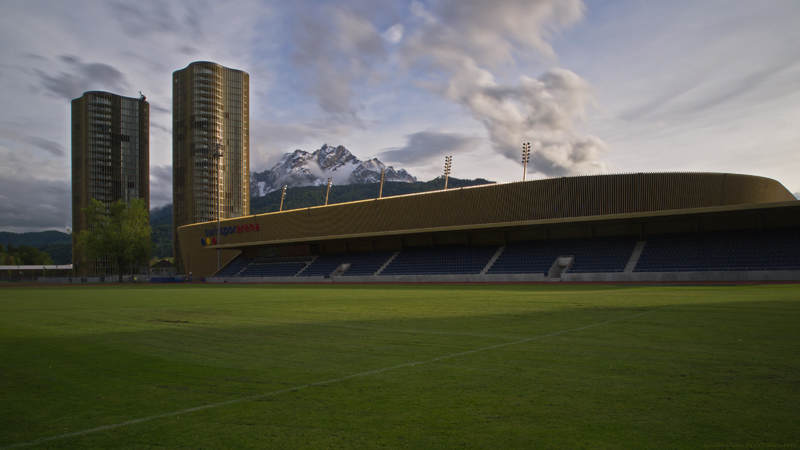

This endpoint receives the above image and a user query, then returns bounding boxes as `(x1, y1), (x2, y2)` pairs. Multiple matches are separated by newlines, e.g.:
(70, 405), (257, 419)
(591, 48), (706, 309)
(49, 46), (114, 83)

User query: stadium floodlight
(211, 141), (224, 271)
(444, 156), (452, 190)
(325, 177), (332, 206)
(279, 185), (287, 212)
(379, 167), (386, 199)
(522, 142), (531, 181)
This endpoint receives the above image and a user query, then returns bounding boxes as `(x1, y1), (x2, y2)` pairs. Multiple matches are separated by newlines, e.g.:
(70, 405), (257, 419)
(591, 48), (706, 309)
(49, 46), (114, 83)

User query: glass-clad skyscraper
(71, 91), (150, 276)
(172, 62), (250, 273)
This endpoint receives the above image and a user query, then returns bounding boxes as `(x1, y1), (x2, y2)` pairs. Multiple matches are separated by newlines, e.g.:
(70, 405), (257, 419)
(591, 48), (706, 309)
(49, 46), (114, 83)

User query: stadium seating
(342, 252), (396, 276)
(488, 236), (638, 275)
(213, 228), (799, 279)
(634, 228), (800, 272)
(567, 237), (638, 273)
(216, 258), (252, 277)
(238, 262), (307, 277)
(299, 251), (395, 277)
(380, 245), (498, 275)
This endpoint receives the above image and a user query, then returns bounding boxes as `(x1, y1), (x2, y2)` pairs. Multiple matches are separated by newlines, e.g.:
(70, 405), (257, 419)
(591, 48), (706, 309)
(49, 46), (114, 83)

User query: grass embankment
(1, 284), (798, 449)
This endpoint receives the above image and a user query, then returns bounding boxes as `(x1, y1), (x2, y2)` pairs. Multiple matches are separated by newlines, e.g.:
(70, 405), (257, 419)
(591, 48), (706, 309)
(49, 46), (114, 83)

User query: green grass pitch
(1, 283), (798, 449)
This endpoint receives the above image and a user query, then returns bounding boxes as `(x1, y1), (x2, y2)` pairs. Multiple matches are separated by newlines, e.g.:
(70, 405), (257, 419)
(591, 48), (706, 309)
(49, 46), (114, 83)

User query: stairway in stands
(480, 247), (505, 274)
(216, 258), (251, 277)
(294, 256), (318, 276)
(624, 241), (646, 273)
(375, 252), (399, 275)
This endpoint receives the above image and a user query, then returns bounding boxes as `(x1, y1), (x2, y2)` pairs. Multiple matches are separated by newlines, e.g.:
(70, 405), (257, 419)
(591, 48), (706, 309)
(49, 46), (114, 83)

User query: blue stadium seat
(488, 236), (637, 275)
(238, 262), (306, 277)
(299, 252), (395, 277)
(634, 228), (800, 272)
(381, 245), (497, 275)
(216, 258), (252, 277)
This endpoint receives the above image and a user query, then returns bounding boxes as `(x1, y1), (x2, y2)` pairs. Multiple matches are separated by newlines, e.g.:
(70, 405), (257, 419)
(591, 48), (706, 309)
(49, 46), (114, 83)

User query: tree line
(0, 243), (54, 265)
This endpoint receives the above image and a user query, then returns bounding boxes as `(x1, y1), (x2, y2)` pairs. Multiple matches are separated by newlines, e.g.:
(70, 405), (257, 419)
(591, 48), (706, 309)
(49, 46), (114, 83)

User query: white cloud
(0, 0), (269, 229)
(22, 136), (66, 157)
(34, 56), (129, 100)
(383, 24), (404, 44)
(149, 165), (172, 208)
(288, 4), (387, 122)
(380, 130), (480, 164)
(556, 0), (800, 192)
(404, 0), (584, 66)
(0, 144), (70, 232)
(1, 0), (799, 232)
(401, 0), (606, 176)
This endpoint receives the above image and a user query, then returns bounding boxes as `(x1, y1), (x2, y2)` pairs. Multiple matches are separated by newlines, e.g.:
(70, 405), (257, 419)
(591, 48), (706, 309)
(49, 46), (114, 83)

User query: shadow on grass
(1, 284), (798, 449)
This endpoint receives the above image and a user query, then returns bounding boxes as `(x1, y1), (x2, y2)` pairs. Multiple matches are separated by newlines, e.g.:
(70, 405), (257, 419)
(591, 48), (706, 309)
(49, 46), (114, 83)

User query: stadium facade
(172, 61), (250, 274)
(71, 91), (149, 276)
(176, 172), (800, 282)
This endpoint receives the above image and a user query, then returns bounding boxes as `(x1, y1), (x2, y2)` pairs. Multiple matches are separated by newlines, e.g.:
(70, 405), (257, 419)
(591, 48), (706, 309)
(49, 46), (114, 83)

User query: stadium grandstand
(177, 172), (800, 282)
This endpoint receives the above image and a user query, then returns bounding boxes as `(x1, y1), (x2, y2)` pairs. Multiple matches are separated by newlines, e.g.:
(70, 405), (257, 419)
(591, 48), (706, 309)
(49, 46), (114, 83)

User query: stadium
(176, 172), (800, 282)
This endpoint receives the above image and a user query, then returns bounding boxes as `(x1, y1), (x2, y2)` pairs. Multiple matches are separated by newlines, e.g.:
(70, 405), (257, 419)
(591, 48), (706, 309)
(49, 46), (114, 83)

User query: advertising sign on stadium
(201, 222), (261, 245)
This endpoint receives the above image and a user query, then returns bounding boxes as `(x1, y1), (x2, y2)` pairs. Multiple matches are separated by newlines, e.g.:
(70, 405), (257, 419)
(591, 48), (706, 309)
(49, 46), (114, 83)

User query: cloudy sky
(0, 0), (798, 232)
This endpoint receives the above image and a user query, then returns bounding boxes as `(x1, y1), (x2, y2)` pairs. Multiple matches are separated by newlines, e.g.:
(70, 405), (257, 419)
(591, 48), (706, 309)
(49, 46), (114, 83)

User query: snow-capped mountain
(250, 144), (416, 196)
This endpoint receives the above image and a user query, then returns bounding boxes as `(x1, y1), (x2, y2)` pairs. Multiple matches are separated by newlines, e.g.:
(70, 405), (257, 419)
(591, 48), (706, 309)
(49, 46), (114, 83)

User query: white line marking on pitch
(327, 323), (525, 340)
(1, 305), (676, 449)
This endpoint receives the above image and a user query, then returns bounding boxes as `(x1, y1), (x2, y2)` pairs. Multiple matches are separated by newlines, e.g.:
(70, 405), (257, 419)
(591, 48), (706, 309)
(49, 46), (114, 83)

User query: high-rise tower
(71, 91), (150, 276)
(172, 62), (249, 273)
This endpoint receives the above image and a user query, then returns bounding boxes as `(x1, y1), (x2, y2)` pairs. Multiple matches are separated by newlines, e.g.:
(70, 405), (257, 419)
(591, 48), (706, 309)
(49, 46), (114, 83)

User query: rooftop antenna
(139, 91), (146, 101)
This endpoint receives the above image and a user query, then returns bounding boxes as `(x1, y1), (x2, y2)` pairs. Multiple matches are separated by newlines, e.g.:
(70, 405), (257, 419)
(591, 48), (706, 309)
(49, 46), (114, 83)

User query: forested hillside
(0, 231), (71, 264)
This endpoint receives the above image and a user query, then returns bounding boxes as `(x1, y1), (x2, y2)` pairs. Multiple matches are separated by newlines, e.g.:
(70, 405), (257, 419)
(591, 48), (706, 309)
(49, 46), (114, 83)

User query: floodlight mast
(66, 227), (72, 275)
(443, 156), (452, 190)
(279, 185), (287, 212)
(522, 142), (531, 181)
(379, 167), (385, 198)
(325, 178), (332, 206)
(212, 141), (224, 271)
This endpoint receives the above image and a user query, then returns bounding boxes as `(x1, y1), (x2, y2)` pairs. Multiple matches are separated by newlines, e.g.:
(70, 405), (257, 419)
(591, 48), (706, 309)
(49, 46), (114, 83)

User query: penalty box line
(1, 305), (677, 450)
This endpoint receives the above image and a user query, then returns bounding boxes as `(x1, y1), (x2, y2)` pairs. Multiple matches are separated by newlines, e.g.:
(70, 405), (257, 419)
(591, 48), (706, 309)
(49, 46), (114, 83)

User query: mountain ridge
(250, 177), (493, 215)
(250, 144), (416, 196)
